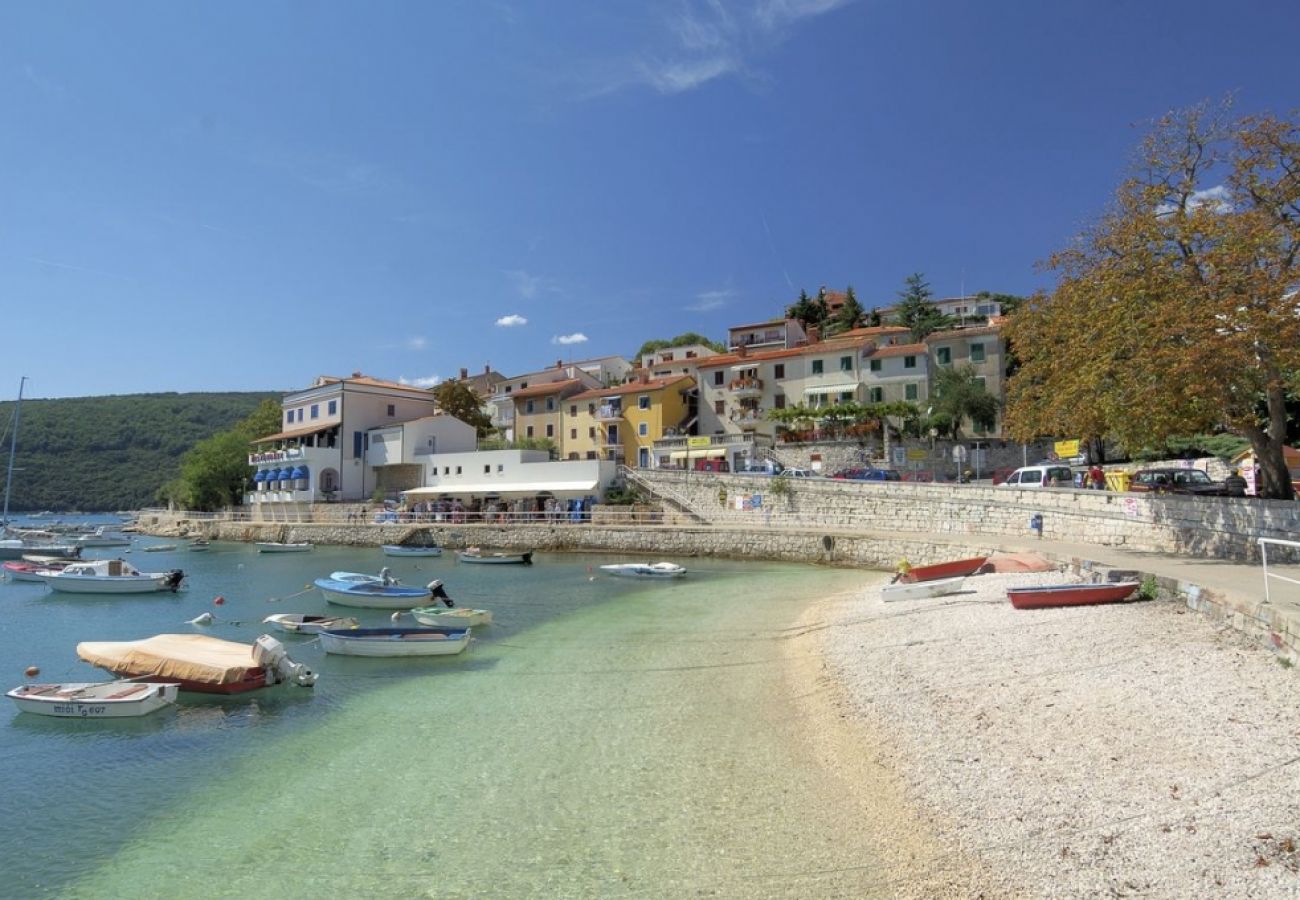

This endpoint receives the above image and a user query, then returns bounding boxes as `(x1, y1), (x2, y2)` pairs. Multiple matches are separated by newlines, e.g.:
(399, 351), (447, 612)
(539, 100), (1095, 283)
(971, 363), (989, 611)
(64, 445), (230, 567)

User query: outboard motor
(428, 579), (454, 608)
(253, 634), (318, 687)
(165, 569), (185, 592)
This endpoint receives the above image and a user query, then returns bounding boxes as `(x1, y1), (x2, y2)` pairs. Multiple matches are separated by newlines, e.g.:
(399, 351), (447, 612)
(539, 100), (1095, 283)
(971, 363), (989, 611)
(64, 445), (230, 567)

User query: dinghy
(455, 548), (533, 565)
(318, 626), (472, 657)
(7, 680), (179, 718)
(1007, 581), (1141, 610)
(262, 613), (361, 635)
(314, 574), (435, 609)
(381, 544), (442, 557)
(598, 562), (687, 578)
(256, 542), (312, 553)
(881, 576), (966, 602)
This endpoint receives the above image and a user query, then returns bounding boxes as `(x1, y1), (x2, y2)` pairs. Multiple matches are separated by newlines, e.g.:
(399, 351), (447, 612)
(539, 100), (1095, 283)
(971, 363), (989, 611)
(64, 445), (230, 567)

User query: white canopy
(668, 448), (728, 460)
(802, 383), (860, 394)
(403, 480), (598, 497)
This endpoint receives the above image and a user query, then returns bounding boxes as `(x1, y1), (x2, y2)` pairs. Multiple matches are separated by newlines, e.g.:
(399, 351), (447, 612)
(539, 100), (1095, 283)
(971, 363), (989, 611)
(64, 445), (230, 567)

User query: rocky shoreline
(801, 570), (1300, 898)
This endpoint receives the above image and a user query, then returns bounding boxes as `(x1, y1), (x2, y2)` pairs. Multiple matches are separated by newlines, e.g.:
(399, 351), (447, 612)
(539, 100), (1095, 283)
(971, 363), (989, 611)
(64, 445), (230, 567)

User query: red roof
(510, 379), (586, 400)
(697, 334), (877, 370)
(571, 376), (694, 401)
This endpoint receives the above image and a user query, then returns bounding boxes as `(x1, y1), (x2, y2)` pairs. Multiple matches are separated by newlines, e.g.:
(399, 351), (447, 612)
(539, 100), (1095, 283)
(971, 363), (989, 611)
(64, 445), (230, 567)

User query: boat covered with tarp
(76, 634), (317, 694)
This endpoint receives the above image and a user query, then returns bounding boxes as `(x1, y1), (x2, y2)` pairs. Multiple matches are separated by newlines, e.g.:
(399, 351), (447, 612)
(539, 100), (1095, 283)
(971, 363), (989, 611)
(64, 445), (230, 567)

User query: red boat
(1007, 581), (1140, 610)
(898, 556), (988, 584)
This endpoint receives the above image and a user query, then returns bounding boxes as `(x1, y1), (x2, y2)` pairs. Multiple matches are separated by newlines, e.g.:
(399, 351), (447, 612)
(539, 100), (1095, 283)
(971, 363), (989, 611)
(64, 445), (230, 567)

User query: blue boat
(317, 626), (471, 657)
(313, 574), (435, 610)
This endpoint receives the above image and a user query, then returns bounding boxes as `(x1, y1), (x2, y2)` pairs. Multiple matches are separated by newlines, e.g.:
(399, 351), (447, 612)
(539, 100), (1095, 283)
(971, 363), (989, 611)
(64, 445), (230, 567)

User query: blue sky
(3, 1), (1298, 398)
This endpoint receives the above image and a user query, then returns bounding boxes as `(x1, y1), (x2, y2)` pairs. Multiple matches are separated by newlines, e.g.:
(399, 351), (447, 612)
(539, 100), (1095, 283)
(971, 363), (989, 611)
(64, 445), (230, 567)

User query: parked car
(998, 465), (1075, 488)
(775, 467), (817, 478)
(1127, 467), (1227, 497)
(693, 458), (730, 473)
(832, 467), (902, 481)
(737, 460), (782, 475)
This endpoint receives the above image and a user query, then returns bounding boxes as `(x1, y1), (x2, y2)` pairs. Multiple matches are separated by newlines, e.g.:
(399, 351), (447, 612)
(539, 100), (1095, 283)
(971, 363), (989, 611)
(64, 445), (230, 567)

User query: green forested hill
(0, 392), (279, 512)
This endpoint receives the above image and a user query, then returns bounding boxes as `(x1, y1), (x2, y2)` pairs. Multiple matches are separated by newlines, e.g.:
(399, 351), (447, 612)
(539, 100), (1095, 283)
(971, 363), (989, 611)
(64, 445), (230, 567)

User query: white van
(999, 464), (1074, 488)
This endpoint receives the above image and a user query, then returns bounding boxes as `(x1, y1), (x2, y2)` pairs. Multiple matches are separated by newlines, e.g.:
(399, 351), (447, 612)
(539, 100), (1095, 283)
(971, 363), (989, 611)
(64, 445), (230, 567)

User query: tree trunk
(1243, 385), (1295, 500)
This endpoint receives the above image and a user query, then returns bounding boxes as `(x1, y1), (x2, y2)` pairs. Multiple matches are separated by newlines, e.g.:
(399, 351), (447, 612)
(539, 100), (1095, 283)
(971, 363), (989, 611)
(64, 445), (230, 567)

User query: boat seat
(105, 685), (149, 700)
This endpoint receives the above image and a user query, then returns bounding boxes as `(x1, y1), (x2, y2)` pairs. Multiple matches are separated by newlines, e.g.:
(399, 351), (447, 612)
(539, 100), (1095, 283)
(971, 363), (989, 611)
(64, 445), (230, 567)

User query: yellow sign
(686, 437), (711, 449)
(906, 448), (928, 461)
(1054, 439), (1080, 458)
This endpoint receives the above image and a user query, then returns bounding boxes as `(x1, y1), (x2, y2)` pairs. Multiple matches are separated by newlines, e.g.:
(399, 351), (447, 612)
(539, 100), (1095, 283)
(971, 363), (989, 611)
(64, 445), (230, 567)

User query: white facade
(403, 450), (617, 500)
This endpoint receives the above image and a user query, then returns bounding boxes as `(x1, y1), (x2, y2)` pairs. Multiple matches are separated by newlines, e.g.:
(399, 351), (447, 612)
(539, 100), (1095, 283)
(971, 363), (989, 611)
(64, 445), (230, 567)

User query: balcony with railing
(729, 406), (764, 430)
(727, 377), (764, 398)
(596, 404), (625, 422)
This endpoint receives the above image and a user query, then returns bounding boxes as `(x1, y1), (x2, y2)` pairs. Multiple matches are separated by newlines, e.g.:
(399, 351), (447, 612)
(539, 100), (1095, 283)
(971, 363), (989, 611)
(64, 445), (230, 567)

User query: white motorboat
(599, 562), (687, 578)
(69, 526), (132, 548)
(456, 548), (533, 565)
(880, 576), (967, 602)
(7, 680), (180, 718)
(36, 558), (185, 594)
(318, 626), (472, 657)
(262, 613), (360, 635)
(314, 573), (434, 609)
(381, 544), (443, 557)
(256, 542), (312, 553)
(140, 544), (178, 553)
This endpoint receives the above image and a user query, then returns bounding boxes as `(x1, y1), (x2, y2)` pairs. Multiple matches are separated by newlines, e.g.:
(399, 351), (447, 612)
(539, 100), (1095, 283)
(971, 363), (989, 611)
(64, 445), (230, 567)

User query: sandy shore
(787, 568), (1300, 898)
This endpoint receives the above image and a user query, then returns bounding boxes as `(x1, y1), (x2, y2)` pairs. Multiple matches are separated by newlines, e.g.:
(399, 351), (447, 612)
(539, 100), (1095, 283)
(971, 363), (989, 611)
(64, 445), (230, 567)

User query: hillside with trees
(0, 392), (279, 512)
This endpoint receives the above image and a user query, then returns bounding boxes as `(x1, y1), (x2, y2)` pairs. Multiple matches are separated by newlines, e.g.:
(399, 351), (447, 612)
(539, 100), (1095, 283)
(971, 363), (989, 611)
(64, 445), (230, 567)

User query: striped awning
(802, 383), (859, 394)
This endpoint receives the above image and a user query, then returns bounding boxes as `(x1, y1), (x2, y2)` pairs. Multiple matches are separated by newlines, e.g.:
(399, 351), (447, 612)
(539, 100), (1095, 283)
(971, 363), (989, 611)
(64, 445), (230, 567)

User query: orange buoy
(24, 666), (39, 678)
(214, 595), (225, 606)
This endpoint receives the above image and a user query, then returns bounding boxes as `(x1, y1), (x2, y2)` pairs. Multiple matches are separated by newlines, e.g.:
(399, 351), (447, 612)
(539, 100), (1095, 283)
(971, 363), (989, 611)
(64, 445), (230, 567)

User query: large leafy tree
(929, 365), (999, 439)
(432, 380), (494, 438)
(1005, 102), (1300, 499)
(825, 285), (866, 336)
(895, 273), (952, 340)
(165, 399), (284, 510)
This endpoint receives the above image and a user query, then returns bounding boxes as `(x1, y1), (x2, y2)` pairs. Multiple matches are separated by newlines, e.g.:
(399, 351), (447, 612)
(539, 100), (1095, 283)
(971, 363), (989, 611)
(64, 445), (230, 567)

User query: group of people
(1070, 465), (1108, 490)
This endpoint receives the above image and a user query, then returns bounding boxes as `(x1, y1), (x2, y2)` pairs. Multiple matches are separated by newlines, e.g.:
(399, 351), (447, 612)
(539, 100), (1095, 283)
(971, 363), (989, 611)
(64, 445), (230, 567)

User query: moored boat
(3, 558), (74, 582)
(881, 575), (967, 602)
(36, 559), (185, 594)
(599, 562), (687, 578)
(69, 526), (132, 548)
(896, 556), (988, 584)
(410, 606), (493, 627)
(262, 613), (360, 635)
(188, 540), (211, 551)
(1006, 581), (1141, 610)
(140, 544), (178, 553)
(7, 680), (179, 718)
(318, 626), (472, 657)
(314, 574), (435, 609)
(381, 544), (442, 557)
(256, 542), (313, 553)
(456, 548), (533, 565)
(76, 633), (317, 694)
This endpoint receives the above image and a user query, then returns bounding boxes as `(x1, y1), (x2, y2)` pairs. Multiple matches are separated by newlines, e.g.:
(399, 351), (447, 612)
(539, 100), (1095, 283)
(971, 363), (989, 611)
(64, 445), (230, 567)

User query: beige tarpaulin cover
(77, 634), (259, 686)
(982, 552), (1055, 573)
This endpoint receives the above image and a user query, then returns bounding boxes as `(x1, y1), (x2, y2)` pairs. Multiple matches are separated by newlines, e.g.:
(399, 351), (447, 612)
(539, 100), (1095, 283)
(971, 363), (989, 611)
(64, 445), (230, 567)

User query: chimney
(639, 370), (650, 384)
(459, 367), (468, 380)
(736, 344), (747, 358)
(484, 364), (491, 374)
(556, 359), (564, 369)
(807, 325), (820, 344)
(352, 370), (362, 378)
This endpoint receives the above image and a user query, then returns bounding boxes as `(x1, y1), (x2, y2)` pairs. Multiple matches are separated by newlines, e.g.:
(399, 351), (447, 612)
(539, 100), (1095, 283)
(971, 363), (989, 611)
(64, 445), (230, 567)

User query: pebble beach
(793, 568), (1300, 898)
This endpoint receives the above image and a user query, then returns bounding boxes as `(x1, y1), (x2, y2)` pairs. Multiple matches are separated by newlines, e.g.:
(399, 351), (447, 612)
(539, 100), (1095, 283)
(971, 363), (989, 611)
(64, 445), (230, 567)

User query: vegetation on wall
(0, 392), (278, 512)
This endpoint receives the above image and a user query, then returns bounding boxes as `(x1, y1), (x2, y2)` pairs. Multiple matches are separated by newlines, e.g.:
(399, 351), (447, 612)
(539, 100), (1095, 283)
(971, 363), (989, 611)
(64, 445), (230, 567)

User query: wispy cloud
(1156, 184), (1234, 217)
(399, 375), (441, 388)
(496, 314), (528, 327)
(505, 269), (561, 300)
(406, 336), (428, 351)
(687, 287), (735, 312)
(20, 64), (65, 97)
(553, 333), (588, 345)
(29, 256), (134, 282)
(586, 0), (855, 97)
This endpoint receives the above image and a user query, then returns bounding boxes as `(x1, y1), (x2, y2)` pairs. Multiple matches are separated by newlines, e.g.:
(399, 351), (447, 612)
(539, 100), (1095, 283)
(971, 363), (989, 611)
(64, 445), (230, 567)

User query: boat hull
(882, 576), (966, 602)
(315, 578), (433, 609)
(1007, 581), (1141, 610)
(39, 574), (177, 594)
(263, 614), (360, 635)
(7, 681), (180, 717)
(899, 557), (988, 584)
(599, 563), (686, 578)
(410, 607), (492, 627)
(318, 627), (471, 657)
(381, 545), (442, 557)
(256, 543), (312, 553)
(456, 550), (533, 565)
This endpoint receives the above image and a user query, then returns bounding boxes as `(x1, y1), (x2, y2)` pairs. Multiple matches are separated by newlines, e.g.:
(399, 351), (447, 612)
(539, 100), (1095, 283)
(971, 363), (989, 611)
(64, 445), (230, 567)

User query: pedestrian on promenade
(1224, 468), (1248, 497)
(1089, 464), (1105, 490)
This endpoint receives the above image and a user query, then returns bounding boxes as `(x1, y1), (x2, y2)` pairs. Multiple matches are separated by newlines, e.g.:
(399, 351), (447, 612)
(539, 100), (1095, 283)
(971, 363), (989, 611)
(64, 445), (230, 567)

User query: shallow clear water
(1, 522), (881, 898)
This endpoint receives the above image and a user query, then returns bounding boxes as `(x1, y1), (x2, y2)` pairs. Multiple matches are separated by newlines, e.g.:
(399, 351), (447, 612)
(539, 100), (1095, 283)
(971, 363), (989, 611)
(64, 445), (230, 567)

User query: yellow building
(568, 375), (695, 466)
(510, 379), (589, 457)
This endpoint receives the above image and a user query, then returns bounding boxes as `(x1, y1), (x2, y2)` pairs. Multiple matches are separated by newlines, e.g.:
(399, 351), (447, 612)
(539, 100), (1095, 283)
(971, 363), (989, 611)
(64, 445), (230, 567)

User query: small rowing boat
(7, 680), (180, 718)
(262, 613), (361, 635)
(881, 576), (966, 602)
(381, 544), (443, 557)
(896, 556), (987, 584)
(256, 542), (313, 553)
(1006, 581), (1141, 610)
(318, 626), (472, 657)
(456, 548), (533, 565)
(598, 562), (687, 578)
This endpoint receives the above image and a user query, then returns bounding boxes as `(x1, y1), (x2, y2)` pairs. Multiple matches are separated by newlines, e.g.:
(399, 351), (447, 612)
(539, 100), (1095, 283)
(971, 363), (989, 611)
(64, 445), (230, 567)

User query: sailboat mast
(2, 376), (26, 526)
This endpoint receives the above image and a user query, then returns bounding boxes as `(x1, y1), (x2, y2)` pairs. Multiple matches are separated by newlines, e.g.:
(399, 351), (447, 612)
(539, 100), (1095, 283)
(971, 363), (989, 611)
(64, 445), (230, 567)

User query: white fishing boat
(36, 558), (185, 594)
(256, 542), (313, 553)
(599, 562), (687, 578)
(455, 548), (533, 565)
(188, 540), (211, 551)
(69, 526), (132, 548)
(140, 544), (178, 553)
(6, 680), (180, 718)
(880, 575), (967, 602)
(318, 626), (472, 657)
(262, 613), (360, 635)
(381, 544), (442, 557)
(409, 606), (493, 627)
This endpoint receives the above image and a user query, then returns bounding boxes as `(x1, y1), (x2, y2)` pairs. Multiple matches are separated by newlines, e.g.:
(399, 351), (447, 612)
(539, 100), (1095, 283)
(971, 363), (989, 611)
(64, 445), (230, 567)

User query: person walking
(1089, 464), (1105, 490)
(1224, 468), (1248, 497)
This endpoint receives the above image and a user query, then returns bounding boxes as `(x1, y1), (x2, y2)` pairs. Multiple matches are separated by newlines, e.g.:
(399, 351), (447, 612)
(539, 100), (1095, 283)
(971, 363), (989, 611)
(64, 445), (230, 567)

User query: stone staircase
(620, 466), (710, 524)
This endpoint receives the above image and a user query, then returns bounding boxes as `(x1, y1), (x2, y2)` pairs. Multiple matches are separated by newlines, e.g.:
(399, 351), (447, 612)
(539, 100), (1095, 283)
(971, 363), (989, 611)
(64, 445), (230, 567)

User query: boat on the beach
(599, 561), (687, 578)
(381, 544), (442, 557)
(262, 613), (360, 635)
(881, 575), (967, 602)
(1006, 581), (1141, 610)
(456, 547), (533, 565)
(256, 542), (312, 553)
(7, 680), (180, 718)
(318, 626), (472, 657)
(896, 556), (988, 584)
(36, 558), (185, 594)
(76, 633), (317, 694)
(314, 574), (435, 609)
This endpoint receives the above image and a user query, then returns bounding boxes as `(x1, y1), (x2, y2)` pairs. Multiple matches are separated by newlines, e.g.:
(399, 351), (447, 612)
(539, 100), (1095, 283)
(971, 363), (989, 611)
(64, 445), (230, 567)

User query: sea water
(0, 526), (883, 898)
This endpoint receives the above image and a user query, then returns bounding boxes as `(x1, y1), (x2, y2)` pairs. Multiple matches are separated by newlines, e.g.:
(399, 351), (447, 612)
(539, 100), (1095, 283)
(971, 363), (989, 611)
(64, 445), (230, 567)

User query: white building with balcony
(366, 415), (478, 498)
(401, 449), (617, 507)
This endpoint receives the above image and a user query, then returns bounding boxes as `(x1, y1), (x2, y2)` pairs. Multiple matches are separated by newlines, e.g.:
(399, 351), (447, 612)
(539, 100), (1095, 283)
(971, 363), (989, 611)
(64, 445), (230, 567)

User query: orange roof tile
(924, 325), (1003, 342)
(697, 334), (876, 369)
(510, 378), (586, 400)
(571, 376), (694, 401)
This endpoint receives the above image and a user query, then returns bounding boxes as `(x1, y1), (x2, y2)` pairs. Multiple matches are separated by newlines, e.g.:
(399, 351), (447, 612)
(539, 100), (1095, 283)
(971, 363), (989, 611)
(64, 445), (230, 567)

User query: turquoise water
(1, 522), (880, 898)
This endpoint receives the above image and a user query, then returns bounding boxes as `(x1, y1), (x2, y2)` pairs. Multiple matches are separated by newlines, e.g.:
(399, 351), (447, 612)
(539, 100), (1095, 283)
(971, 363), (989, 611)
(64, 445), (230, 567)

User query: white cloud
(638, 55), (739, 94)
(553, 333), (589, 345)
(1156, 184), (1234, 217)
(399, 375), (441, 388)
(687, 287), (735, 312)
(496, 314), (528, 327)
(406, 336), (428, 351)
(754, 0), (852, 31)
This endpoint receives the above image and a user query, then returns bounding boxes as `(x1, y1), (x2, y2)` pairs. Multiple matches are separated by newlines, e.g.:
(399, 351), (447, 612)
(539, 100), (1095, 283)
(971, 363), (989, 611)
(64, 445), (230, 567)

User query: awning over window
(802, 383), (860, 394)
(668, 448), (727, 460)
(250, 424), (335, 444)
(403, 479), (599, 498)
